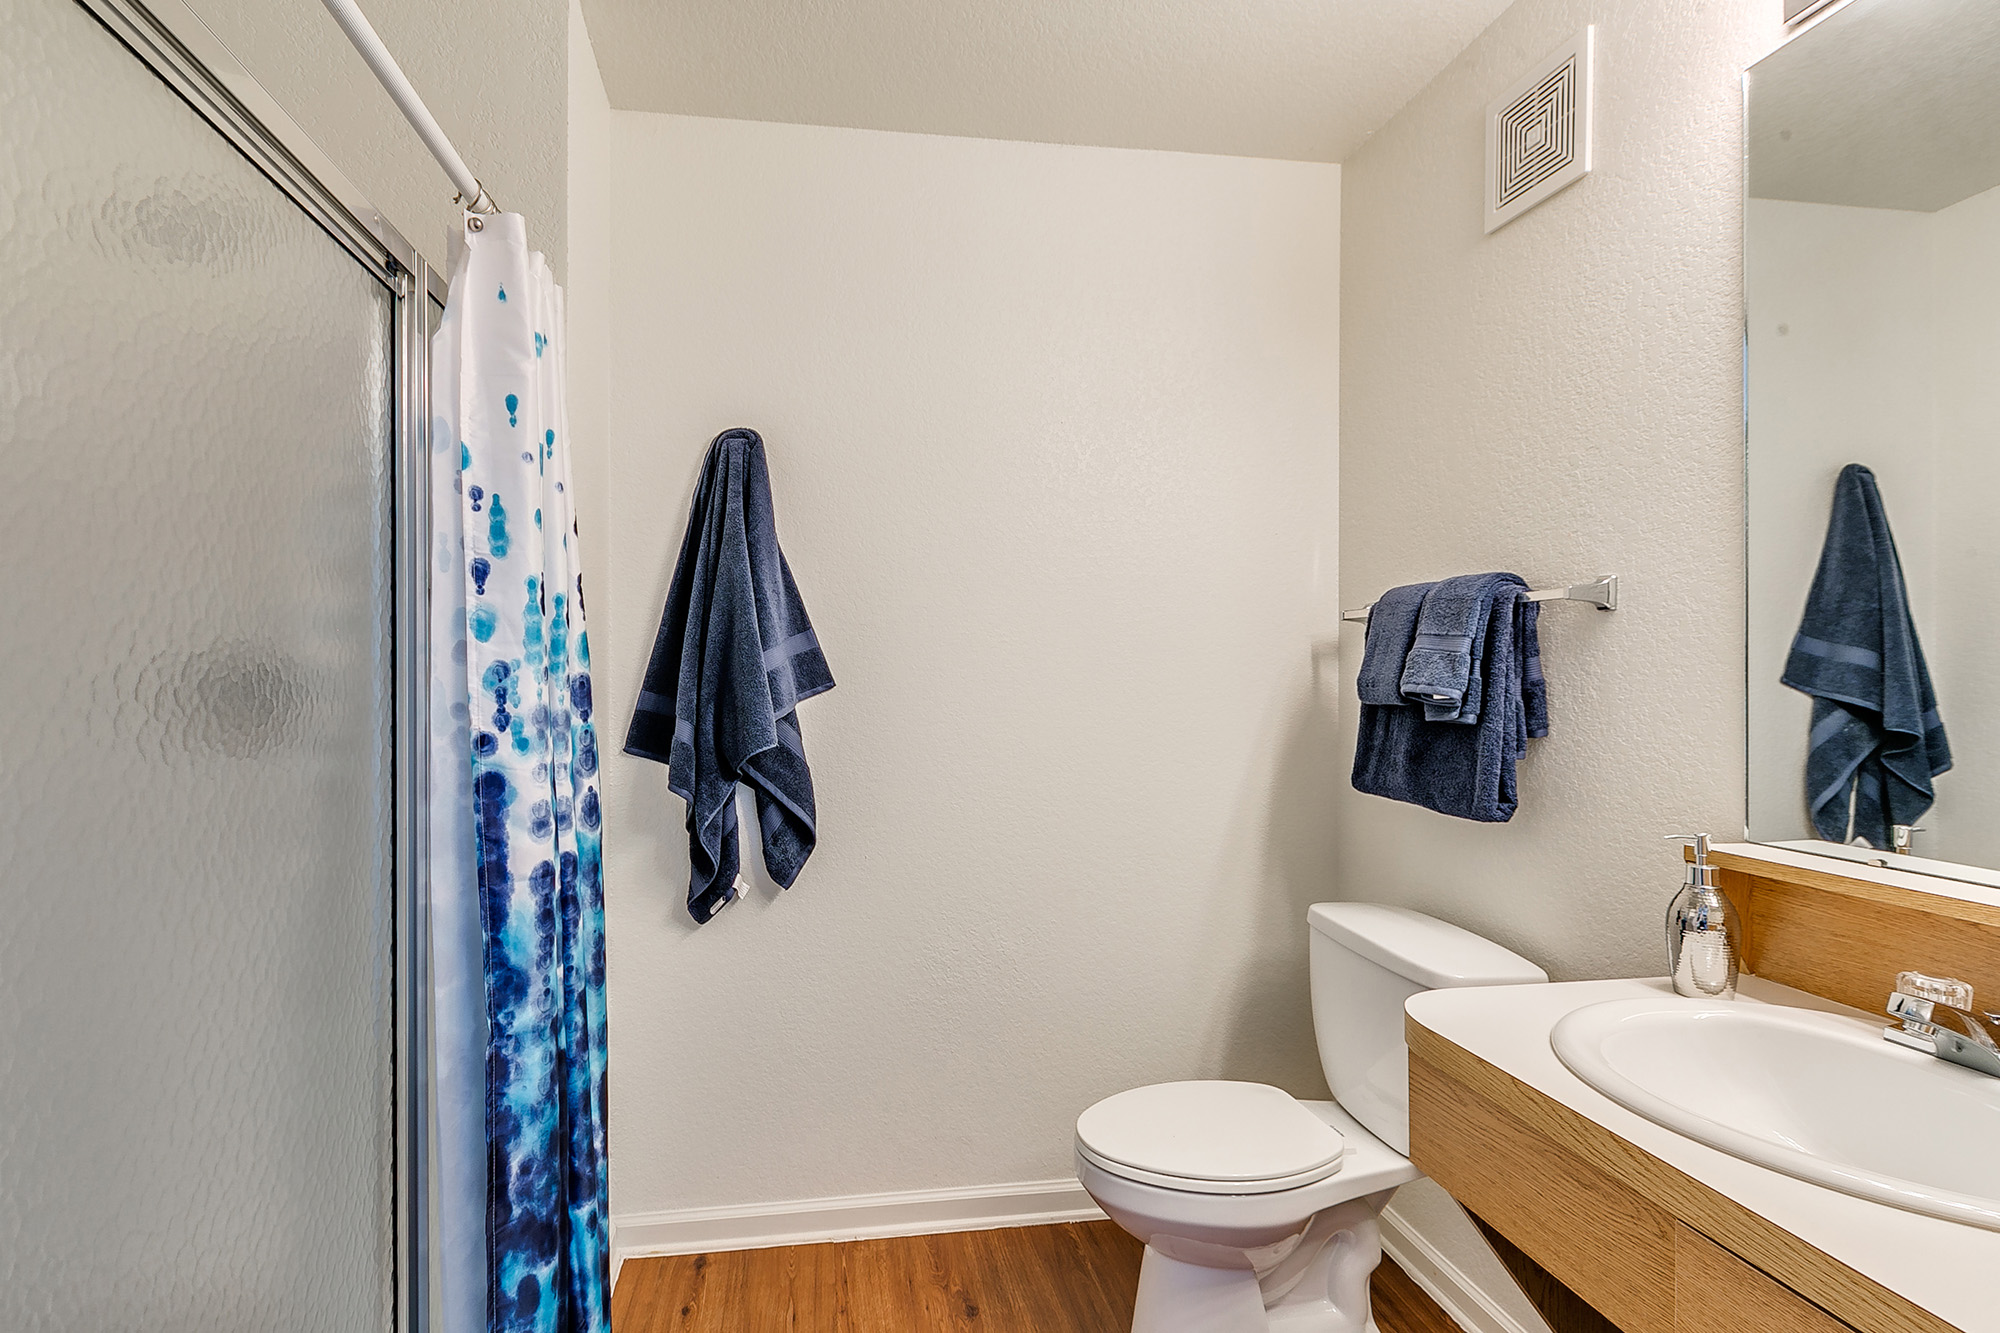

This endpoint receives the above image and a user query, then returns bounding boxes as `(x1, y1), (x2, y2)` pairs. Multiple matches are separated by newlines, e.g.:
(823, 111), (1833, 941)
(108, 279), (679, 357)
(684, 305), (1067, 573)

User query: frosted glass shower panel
(0, 0), (397, 1329)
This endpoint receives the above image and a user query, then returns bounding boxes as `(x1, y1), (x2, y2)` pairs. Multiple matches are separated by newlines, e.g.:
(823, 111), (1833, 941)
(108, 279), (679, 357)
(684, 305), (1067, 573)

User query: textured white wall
(186, 0), (568, 272)
(1338, 0), (1784, 977)
(1337, 0), (1786, 1300)
(598, 113), (1341, 1217)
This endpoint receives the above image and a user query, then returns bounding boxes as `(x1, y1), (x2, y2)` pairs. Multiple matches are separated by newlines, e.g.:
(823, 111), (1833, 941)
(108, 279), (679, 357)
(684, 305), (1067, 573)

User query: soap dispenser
(1664, 834), (1740, 999)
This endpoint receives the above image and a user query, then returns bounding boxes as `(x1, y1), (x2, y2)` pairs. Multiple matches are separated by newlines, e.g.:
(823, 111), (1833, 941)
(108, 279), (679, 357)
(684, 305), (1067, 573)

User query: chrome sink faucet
(1885, 971), (2000, 1078)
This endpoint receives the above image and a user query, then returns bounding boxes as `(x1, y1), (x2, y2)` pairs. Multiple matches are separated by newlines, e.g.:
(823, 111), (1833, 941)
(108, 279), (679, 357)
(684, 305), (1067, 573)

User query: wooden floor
(612, 1221), (1461, 1333)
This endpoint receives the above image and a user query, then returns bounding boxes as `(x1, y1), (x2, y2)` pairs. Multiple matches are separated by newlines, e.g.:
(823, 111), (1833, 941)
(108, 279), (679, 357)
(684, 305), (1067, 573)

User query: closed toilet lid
(1075, 1082), (1345, 1191)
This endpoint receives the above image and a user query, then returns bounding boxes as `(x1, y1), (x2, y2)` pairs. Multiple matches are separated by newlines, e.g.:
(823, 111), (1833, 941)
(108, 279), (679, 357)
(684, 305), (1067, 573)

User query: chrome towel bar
(1340, 575), (1617, 624)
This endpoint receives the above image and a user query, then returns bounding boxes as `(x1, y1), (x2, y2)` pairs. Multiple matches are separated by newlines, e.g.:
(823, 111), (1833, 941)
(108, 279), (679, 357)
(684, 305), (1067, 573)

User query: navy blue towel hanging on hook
(625, 429), (834, 922)
(1781, 463), (1949, 849)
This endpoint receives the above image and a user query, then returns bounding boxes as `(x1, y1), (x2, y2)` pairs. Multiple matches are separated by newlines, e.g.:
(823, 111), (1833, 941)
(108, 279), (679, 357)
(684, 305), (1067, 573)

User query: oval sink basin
(1551, 997), (2000, 1230)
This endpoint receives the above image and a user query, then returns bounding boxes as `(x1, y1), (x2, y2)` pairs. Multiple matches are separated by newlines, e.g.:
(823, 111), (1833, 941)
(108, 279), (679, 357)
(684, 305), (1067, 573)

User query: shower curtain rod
(317, 0), (499, 215)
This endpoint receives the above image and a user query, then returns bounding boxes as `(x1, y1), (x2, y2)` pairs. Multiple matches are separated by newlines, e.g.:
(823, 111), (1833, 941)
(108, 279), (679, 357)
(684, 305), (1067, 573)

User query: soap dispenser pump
(1665, 834), (1740, 999)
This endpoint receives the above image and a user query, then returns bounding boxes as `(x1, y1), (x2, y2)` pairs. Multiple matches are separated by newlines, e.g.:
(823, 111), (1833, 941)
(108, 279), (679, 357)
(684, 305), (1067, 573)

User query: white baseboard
(610, 1178), (1105, 1289)
(1380, 1204), (1542, 1333)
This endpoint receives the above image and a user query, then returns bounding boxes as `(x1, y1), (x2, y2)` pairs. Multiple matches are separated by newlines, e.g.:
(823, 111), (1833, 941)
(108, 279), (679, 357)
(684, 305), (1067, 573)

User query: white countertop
(1405, 975), (1999, 1333)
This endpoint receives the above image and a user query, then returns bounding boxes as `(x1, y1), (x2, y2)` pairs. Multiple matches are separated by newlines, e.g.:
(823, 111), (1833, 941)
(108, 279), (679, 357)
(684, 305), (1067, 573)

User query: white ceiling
(1749, 0), (2000, 212)
(580, 0), (1516, 163)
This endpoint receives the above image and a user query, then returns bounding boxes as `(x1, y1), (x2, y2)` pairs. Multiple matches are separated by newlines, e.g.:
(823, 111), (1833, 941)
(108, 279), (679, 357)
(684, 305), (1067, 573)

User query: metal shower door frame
(66, 0), (440, 1328)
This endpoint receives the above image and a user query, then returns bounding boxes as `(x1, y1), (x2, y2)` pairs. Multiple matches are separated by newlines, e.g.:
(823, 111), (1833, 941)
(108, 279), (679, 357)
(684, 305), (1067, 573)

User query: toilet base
(1130, 1249), (1269, 1333)
(1129, 1197), (1386, 1333)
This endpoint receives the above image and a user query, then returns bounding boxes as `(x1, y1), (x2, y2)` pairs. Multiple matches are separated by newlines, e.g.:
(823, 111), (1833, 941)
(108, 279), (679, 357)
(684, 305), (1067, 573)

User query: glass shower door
(1, 0), (402, 1327)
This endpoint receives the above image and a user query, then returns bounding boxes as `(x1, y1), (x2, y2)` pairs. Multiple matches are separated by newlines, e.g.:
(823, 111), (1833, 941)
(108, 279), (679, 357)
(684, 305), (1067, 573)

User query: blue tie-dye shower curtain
(429, 212), (609, 1333)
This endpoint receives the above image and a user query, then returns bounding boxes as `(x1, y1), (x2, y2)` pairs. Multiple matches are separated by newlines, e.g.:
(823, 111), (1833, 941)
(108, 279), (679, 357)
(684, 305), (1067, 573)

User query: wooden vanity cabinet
(1407, 1041), (1943, 1333)
(1407, 1047), (1673, 1332)
(1403, 850), (2000, 1333)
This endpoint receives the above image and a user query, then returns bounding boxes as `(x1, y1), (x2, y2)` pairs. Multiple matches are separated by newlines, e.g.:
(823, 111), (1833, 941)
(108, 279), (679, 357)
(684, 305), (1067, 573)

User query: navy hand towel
(1781, 464), (1948, 849)
(1400, 574), (1509, 723)
(1352, 573), (1545, 823)
(625, 429), (835, 923)
(1356, 583), (1435, 706)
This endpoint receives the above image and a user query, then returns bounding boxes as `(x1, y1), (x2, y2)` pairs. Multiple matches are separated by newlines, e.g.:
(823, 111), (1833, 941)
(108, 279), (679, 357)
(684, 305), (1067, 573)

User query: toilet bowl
(1075, 1087), (1417, 1332)
(1075, 904), (1546, 1333)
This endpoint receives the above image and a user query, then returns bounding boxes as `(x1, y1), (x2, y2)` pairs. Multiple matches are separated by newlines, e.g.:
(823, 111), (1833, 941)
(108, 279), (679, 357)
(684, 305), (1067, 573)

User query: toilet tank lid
(1307, 903), (1548, 989)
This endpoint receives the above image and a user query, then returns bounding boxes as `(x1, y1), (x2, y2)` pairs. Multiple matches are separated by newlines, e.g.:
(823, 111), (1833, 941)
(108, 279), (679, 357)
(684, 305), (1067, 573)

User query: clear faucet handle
(1895, 971), (1974, 1010)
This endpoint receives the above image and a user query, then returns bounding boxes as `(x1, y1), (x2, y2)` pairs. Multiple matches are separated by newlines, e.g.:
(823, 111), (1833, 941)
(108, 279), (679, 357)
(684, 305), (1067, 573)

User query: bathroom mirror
(1744, 0), (2000, 885)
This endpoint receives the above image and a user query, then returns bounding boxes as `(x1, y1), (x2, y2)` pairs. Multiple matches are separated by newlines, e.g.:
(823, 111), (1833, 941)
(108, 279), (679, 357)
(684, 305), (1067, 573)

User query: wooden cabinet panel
(1721, 870), (2000, 1018)
(1408, 1053), (1675, 1333)
(1408, 1021), (1963, 1333)
(1699, 848), (2000, 1019)
(1675, 1225), (1856, 1333)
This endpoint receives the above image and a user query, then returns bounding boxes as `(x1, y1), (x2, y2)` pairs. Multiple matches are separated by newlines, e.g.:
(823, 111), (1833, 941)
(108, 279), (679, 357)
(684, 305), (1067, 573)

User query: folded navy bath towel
(1352, 573), (1545, 823)
(625, 429), (835, 923)
(1781, 464), (1948, 849)
(1356, 582), (1435, 707)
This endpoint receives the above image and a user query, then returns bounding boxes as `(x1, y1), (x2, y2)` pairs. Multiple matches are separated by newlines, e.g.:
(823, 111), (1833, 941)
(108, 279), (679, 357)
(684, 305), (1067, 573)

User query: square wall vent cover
(1485, 27), (1594, 234)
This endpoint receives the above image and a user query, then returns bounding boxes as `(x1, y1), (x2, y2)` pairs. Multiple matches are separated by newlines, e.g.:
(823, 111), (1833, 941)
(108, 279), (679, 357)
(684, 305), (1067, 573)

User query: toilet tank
(1308, 903), (1546, 1155)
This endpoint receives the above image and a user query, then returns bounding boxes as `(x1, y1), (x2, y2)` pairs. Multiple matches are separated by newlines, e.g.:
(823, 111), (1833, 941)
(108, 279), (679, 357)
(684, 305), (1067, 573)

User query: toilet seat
(1075, 1081), (1347, 1195)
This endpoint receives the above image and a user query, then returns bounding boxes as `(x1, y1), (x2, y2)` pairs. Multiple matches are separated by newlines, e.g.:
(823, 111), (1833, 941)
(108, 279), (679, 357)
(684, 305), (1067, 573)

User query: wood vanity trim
(1675, 1224), (1854, 1333)
(1469, 1216), (1622, 1333)
(1406, 1021), (1957, 1333)
(1719, 870), (2000, 1017)
(1408, 1049), (1673, 1333)
(1675, 845), (2000, 1017)
(1702, 846), (2000, 931)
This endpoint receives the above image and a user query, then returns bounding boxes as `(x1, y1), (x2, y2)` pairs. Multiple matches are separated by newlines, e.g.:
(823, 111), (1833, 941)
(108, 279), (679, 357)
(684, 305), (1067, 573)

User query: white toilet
(1074, 903), (1547, 1333)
